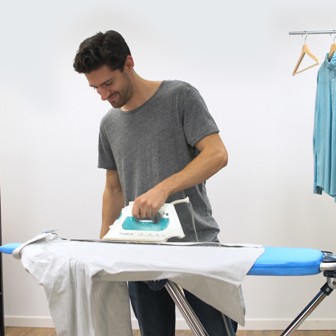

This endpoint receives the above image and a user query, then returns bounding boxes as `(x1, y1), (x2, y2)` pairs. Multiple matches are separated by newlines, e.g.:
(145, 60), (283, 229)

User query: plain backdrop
(0, 0), (335, 330)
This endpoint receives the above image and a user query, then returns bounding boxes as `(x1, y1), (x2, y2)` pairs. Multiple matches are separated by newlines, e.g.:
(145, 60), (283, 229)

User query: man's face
(85, 64), (133, 109)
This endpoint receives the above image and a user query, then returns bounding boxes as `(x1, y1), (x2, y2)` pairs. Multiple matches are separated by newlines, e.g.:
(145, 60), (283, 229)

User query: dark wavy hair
(73, 30), (131, 74)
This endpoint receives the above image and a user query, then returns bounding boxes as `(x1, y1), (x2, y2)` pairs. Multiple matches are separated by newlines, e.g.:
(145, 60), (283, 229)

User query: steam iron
(103, 197), (189, 242)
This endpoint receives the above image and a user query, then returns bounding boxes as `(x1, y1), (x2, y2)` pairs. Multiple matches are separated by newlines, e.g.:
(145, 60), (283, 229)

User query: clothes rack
(290, 30), (336, 75)
(0, 189), (4, 336)
(289, 30), (336, 36)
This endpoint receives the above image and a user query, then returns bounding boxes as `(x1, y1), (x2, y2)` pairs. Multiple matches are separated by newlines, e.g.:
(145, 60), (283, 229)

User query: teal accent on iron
(122, 217), (169, 231)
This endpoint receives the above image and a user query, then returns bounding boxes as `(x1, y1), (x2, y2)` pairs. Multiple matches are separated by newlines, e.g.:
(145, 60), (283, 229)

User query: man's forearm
(100, 187), (124, 239)
(132, 133), (228, 219)
(157, 142), (227, 196)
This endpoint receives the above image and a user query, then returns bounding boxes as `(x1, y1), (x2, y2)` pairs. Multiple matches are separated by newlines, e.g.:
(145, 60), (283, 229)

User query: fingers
(132, 197), (164, 220)
(132, 201), (159, 220)
(131, 187), (168, 220)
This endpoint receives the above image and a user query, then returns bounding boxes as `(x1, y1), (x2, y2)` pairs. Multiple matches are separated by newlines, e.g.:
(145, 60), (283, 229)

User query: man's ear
(124, 55), (134, 70)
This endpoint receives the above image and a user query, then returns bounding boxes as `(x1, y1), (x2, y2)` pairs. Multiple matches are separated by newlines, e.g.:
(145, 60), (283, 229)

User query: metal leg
(165, 280), (209, 336)
(281, 279), (335, 336)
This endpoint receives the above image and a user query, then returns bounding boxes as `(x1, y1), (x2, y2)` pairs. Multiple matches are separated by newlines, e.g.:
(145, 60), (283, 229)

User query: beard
(108, 73), (133, 109)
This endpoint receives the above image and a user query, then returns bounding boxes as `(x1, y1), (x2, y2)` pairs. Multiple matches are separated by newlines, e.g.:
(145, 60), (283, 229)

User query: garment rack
(289, 30), (336, 75)
(0, 189), (4, 336)
(289, 30), (336, 36)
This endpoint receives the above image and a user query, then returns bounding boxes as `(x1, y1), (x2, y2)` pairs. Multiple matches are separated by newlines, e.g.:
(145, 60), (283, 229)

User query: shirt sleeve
(181, 84), (220, 147)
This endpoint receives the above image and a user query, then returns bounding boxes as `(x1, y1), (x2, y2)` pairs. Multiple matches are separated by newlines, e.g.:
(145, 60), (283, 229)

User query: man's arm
(100, 169), (124, 238)
(132, 133), (228, 219)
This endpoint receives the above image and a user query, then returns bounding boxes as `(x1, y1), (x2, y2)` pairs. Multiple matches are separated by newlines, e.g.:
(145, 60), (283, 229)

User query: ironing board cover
(0, 243), (323, 277)
(248, 246), (323, 276)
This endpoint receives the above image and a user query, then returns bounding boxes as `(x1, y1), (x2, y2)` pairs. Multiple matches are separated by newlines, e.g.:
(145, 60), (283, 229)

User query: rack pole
(289, 30), (336, 36)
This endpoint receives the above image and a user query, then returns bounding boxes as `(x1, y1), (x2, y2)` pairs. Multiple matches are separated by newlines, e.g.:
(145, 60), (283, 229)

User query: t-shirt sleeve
(181, 84), (220, 147)
(98, 122), (117, 170)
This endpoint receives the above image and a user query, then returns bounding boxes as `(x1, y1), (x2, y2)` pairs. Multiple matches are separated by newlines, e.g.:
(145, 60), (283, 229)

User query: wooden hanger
(292, 43), (320, 76)
(328, 35), (336, 61)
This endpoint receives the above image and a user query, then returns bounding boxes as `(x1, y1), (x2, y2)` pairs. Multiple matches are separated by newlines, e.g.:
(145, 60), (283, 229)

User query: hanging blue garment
(313, 53), (336, 200)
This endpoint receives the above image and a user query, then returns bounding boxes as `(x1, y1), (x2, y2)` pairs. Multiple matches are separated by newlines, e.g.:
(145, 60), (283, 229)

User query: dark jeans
(128, 281), (237, 336)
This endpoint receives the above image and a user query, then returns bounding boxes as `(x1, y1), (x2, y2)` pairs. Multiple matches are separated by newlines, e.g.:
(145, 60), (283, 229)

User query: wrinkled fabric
(20, 238), (132, 336)
(19, 235), (264, 333)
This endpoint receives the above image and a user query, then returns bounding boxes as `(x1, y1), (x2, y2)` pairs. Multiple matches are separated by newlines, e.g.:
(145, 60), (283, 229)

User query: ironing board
(165, 247), (336, 336)
(0, 235), (335, 336)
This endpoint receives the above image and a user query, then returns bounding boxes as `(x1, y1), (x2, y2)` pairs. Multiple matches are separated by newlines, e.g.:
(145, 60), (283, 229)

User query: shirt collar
(326, 52), (336, 70)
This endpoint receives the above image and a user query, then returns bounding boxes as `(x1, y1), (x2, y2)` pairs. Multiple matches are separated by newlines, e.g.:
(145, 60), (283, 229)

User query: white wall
(0, 0), (335, 331)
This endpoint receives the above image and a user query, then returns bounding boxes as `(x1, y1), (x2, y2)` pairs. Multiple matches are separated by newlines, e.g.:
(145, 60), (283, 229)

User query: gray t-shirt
(98, 80), (220, 242)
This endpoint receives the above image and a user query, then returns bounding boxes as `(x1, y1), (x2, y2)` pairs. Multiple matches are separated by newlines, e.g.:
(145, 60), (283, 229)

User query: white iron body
(103, 198), (188, 242)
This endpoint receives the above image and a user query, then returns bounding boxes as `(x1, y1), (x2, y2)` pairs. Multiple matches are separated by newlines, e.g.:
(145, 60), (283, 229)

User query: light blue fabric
(314, 53), (336, 200)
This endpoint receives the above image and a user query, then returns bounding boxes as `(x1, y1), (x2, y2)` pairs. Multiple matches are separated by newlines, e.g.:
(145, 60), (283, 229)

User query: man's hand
(132, 186), (168, 220)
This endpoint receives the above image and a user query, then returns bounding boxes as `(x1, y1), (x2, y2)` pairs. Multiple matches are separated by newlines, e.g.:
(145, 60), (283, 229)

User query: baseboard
(5, 316), (55, 328)
(5, 316), (336, 331)
(239, 318), (336, 330)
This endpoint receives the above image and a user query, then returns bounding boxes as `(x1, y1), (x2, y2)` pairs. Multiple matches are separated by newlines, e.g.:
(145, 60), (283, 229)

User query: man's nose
(97, 87), (110, 101)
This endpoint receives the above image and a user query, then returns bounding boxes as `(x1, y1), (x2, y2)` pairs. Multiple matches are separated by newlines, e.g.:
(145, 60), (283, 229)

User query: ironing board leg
(165, 280), (209, 336)
(281, 282), (334, 336)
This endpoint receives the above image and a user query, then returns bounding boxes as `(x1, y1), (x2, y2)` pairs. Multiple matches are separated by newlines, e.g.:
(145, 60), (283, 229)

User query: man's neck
(122, 75), (162, 112)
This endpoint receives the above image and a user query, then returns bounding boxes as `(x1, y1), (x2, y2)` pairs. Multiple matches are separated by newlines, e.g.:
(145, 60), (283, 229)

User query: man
(73, 30), (236, 336)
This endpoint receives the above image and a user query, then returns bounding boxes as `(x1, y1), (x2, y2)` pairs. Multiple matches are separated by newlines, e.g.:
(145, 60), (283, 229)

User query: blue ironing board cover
(0, 243), (21, 254)
(0, 243), (323, 276)
(248, 246), (323, 276)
